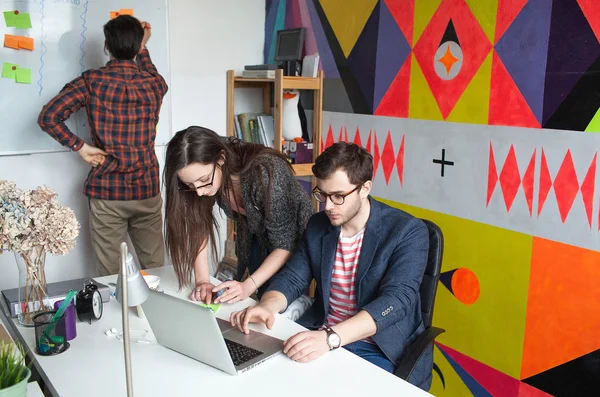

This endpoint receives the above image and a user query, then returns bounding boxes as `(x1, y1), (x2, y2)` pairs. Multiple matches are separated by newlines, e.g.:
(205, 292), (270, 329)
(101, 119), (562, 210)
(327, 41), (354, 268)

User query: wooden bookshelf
(226, 68), (323, 214)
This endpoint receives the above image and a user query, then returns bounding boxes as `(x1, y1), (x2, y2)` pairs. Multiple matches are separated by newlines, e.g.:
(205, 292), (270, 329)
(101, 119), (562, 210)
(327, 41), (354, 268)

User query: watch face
(328, 332), (341, 348)
(92, 291), (103, 318)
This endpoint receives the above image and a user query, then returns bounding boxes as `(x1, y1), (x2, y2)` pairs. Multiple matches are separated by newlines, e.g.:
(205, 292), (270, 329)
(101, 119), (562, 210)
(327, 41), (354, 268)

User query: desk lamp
(116, 242), (150, 397)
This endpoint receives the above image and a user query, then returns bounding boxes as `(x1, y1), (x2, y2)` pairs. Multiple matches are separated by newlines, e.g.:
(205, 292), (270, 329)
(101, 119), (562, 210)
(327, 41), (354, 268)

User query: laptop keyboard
(224, 339), (263, 366)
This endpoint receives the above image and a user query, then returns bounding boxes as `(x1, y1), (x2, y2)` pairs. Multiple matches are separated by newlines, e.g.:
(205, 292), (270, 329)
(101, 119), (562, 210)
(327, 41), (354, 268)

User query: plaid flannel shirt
(38, 49), (168, 201)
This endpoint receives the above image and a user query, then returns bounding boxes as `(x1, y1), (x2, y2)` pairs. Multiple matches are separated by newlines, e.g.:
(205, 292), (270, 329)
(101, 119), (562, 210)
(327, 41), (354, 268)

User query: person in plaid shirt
(38, 15), (168, 276)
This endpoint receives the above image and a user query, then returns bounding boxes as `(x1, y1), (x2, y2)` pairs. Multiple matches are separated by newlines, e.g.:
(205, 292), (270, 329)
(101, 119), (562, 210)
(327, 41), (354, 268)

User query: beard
(327, 196), (362, 227)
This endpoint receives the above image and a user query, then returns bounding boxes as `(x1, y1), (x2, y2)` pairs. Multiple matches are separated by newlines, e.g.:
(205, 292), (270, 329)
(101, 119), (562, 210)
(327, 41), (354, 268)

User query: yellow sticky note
(15, 67), (32, 84)
(4, 34), (19, 50)
(119, 9), (134, 16)
(18, 36), (34, 51)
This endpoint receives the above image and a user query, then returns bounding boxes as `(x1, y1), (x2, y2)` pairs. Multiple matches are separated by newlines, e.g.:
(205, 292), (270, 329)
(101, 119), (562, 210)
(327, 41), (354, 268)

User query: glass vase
(14, 248), (51, 327)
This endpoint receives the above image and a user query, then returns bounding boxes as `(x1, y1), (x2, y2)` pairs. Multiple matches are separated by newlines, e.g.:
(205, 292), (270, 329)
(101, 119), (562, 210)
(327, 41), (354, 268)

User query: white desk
(0, 266), (432, 397)
(26, 381), (44, 397)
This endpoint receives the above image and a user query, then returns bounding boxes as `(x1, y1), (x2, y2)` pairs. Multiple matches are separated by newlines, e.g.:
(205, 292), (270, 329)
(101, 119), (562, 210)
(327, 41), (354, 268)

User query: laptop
(141, 289), (283, 375)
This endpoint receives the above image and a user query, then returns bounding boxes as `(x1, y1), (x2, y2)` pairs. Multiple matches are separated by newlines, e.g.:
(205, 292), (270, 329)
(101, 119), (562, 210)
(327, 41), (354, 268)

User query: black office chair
(394, 219), (445, 382)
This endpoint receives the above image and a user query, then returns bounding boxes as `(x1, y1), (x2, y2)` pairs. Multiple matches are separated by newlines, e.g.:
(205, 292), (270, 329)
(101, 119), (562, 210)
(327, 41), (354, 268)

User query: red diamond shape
(486, 142), (498, 207)
(396, 135), (405, 186)
(381, 131), (396, 185)
(412, 0), (492, 118)
(580, 153), (597, 228)
(499, 145), (521, 212)
(324, 125), (335, 150)
(554, 150), (580, 223)
(537, 148), (553, 217)
(353, 127), (362, 147)
(373, 132), (381, 180)
(337, 126), (349, 143)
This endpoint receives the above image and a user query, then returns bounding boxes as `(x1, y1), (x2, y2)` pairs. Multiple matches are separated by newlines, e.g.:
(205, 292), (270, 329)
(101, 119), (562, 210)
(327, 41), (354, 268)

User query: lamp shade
(116, 252), (150, 307)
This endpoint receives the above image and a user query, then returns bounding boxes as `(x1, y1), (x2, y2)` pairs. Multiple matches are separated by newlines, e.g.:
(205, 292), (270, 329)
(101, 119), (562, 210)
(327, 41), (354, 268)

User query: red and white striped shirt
(325, 229), (364, 327)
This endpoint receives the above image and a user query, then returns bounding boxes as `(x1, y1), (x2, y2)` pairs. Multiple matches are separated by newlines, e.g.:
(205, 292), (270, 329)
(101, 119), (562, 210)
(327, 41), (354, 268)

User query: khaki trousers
(89, 194), (165, 276)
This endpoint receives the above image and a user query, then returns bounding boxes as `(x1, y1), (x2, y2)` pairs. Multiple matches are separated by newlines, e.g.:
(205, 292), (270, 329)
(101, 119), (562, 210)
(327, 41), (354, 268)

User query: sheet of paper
(198, 302), (220, 313)
(1, 62), (18, 79)
(18, 36), (34, 50)
(4, 34), (19, 49)
(15, 67), (32, 84)
(14, 12), (32, 29)
(3, 10), (17, 27)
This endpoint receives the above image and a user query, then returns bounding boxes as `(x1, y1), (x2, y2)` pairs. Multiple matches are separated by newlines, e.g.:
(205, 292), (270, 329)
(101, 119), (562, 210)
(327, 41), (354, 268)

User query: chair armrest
(394, 326), (445, 381)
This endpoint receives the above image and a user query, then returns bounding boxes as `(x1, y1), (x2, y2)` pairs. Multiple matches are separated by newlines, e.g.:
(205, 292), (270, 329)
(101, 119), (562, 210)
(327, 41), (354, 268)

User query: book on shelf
(234, 113), (275, 148)
(241, 70), (276, 79)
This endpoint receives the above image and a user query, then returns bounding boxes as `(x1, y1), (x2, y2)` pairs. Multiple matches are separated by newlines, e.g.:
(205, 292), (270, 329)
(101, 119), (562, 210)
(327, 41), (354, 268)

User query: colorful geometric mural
(265, 0), (600, 132)
(264, 1), (600, 396)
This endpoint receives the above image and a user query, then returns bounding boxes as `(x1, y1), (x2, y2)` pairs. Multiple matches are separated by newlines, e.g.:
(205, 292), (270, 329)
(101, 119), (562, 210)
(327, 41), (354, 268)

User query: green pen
(38, 289), (77, 346)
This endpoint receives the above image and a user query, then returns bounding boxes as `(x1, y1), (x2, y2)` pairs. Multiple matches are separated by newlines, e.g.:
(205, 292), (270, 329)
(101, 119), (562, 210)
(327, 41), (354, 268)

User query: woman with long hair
(163, 126), (314, 304)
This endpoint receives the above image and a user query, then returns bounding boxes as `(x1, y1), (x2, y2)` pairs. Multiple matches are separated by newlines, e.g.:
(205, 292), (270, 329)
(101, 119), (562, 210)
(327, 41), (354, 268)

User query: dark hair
(103, 15), (143, 60)
(163, 126), (292, 289)
(312, 142), (373, 185)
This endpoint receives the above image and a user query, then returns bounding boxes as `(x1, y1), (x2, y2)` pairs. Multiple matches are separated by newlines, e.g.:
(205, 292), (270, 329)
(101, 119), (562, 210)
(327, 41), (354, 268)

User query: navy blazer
(266, 196), (432, 387)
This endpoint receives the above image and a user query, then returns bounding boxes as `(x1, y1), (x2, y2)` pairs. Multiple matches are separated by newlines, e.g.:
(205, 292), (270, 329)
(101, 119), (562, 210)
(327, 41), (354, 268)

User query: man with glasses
(230, 142), (433, 390)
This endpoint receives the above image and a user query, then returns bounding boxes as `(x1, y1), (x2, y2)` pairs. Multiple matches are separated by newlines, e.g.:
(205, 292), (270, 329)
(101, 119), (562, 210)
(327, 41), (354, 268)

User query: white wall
(0, 0), (265, 291)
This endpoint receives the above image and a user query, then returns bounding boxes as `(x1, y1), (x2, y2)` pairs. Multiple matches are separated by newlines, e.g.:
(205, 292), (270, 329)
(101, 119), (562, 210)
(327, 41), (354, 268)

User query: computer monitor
(274, 28), (305, 76)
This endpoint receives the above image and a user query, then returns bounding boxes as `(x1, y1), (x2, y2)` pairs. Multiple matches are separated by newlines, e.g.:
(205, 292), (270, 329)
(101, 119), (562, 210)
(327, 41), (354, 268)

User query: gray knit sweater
(218, 154), (315, 277)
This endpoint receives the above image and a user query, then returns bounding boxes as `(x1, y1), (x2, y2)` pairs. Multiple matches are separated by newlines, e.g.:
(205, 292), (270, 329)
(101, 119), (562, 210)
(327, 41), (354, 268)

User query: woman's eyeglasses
(312, 184), (362, 205)
(178, 164), (217, 192)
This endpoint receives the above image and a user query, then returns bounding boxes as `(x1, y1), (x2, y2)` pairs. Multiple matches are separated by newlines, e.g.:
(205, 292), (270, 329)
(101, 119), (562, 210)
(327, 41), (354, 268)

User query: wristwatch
(325, 327), (341, 350)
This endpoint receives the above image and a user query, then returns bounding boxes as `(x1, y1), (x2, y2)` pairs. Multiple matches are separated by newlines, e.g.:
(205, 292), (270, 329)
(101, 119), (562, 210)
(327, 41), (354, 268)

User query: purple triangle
(306, 0), (339, 78)
(348, 1), (380, 113)
(439, 269), (457, 295)
(374, 0), (411, 111)
(495, 0), (552, 125)
(542, 0), (600, 124)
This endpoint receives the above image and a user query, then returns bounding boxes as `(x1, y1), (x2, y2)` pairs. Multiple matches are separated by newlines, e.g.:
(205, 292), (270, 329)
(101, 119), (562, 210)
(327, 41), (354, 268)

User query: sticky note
(3, 11), (18, 27)
(18, 36), (34, 50)
(110, 11), (119, 19)
(15, 67), (32, 84)
(1, 63), (18, 80)
(198, 302), (220, 313)
(14, 13), (32, 29)
(119, 8), (134, 16)
(4, 34), (19, 49)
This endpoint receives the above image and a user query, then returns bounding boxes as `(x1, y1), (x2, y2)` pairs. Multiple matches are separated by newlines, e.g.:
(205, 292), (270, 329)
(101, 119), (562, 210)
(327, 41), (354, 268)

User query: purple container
(53, 299), (77, 341)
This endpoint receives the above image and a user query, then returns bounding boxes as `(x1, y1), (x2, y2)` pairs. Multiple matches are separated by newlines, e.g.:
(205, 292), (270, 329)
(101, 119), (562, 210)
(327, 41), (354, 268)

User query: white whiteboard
(0, 0), (171, 155)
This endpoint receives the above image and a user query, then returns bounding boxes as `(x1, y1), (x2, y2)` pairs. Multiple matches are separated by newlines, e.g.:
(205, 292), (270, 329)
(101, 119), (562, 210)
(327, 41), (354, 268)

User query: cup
(53, 299), (77, 341)
(33, 311), (70, 356)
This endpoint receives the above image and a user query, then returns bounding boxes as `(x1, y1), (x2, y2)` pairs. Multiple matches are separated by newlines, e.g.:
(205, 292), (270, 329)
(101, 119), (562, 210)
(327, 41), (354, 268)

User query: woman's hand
(212, 279), (255, 304)
(190, 281), (215, 304)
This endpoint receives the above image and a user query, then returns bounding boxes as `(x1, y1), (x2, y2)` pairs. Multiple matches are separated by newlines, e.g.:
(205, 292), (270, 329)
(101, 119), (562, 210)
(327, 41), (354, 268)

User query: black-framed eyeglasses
(178, 164), (217, 192)
(312, 184), (362, 205)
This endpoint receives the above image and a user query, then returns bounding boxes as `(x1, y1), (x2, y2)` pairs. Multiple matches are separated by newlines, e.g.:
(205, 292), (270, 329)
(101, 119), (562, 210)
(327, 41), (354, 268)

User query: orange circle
(451, 268), (480, 305)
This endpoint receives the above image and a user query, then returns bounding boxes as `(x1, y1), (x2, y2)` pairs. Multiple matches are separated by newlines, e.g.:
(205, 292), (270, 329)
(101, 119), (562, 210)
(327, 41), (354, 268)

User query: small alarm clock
(76, 283), (103, 324)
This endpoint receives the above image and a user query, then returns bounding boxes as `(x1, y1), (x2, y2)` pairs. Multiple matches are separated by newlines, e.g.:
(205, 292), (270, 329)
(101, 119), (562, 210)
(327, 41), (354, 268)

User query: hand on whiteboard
(79, 143), (108, 168)
(141, 21), (152, 47)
